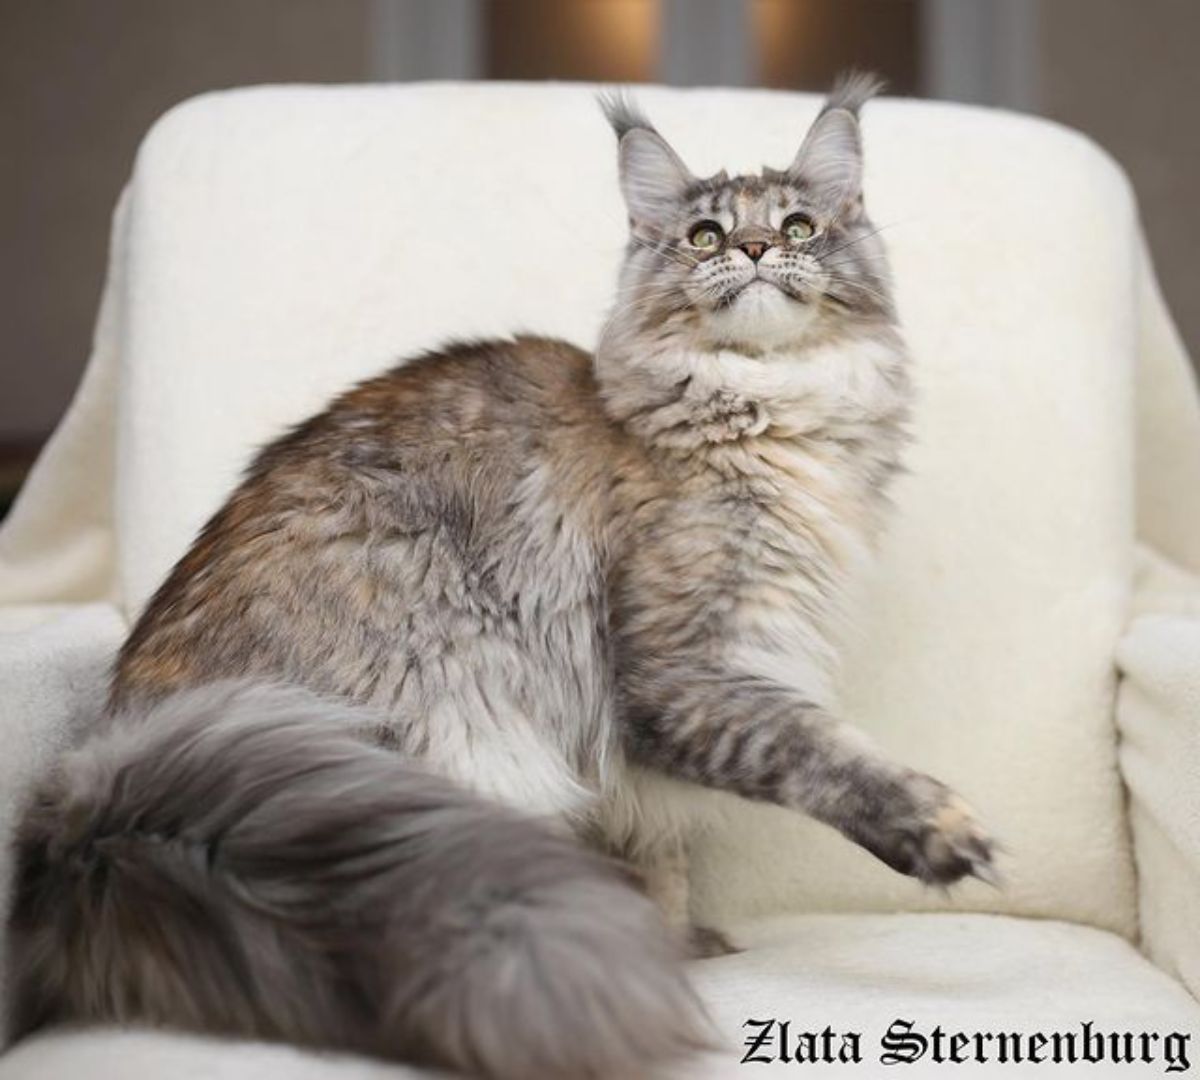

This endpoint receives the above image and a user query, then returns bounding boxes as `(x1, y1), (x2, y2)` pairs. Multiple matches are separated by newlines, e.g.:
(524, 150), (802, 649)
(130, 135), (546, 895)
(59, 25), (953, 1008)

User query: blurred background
(3, 0), (1199, 515)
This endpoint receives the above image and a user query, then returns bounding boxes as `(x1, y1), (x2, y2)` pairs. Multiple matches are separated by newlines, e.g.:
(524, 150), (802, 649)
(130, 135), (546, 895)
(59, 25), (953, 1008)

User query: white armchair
(1, 83), (1198, 1078)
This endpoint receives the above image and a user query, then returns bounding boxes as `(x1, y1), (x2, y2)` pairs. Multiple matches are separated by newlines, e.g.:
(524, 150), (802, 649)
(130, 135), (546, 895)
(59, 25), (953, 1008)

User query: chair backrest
(113, 82), (1139, 934)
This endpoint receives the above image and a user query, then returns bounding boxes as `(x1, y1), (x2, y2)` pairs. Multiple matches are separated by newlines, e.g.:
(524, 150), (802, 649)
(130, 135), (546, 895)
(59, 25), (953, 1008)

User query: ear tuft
(822, 70), (886, 117)
(598, 90), (656, 141)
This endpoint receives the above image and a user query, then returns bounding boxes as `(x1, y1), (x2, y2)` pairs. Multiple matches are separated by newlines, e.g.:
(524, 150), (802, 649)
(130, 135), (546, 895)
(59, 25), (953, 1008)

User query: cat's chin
(704, 280), (818, 350)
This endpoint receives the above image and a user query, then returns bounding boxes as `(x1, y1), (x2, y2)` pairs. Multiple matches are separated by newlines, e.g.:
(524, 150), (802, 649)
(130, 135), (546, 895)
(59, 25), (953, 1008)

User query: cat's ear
(618, 130), (693, 223)
(599, 93), (694, 225)
(789, 72), (882, 214)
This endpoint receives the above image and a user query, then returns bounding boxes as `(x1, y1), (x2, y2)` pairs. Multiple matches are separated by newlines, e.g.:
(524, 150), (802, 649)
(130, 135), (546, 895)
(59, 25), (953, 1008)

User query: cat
(8, 75), (996, 1080)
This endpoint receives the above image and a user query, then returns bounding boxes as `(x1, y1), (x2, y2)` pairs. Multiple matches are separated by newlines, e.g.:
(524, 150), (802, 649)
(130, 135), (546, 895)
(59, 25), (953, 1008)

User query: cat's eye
(783, 213), (816, 243)
(688, 221), (725, 251)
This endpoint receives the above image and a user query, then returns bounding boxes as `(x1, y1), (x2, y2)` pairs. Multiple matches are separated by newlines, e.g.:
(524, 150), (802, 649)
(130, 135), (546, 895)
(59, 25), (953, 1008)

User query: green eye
(783, 213), (816, 242)
(688, 221), (724, 250)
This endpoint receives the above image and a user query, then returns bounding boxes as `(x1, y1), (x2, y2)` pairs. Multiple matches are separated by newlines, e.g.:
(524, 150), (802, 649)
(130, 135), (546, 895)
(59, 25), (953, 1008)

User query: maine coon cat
(9, 76), (996, 1080)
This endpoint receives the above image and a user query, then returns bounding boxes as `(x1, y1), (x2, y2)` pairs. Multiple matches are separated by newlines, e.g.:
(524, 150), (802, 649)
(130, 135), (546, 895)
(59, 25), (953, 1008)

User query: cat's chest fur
(687, 435), (877, 693)
(638, 337), (909, 697)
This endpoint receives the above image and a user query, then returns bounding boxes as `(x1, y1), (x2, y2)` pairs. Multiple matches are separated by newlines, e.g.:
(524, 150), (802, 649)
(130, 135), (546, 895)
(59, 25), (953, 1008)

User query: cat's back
(114, 335), (620, 710)
(310, 334), (602, 466)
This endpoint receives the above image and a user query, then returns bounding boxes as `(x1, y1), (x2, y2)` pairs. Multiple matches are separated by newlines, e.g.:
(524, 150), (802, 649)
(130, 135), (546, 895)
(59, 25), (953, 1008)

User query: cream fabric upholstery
(2, 916), (1197, 1078)
(1, 83), (1199, 1072)
(1118, 570), (1200, 1001)
(0, 604), (126, 1029)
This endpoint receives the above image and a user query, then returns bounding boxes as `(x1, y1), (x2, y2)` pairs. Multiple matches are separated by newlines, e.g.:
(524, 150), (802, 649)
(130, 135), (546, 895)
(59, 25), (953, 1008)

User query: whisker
(610, 283), (686, 303)
(820, 253), (893, 268)
(608, 288), (694, 315)
(821, 274), (892, 308)
(629, 233), (699, 269)
(611, 289), (696, 322)
(816, 218), (915, 262)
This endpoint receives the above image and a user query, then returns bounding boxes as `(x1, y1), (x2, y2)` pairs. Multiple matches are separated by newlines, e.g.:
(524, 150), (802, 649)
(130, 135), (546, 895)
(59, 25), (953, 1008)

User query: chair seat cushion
(3, 914), (1196, 1078)
(690, 913), (1200, 1075)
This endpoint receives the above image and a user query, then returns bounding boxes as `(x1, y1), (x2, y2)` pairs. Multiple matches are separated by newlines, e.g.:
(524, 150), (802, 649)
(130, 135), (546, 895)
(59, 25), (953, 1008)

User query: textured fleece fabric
(0, 915), (1197, 1079)
(2, 85), (1200, 1066)
(1117, 551), (1200, 1002)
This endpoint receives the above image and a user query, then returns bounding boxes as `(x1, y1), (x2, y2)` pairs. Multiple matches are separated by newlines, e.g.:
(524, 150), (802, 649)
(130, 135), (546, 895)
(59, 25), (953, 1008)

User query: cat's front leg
(620, 665), (998, 887)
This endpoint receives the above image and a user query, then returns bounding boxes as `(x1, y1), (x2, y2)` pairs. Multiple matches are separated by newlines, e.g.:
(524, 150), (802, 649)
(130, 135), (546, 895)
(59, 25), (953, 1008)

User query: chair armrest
(0, 603), (126, 799)
(0, 603), (125, 1029)
(1116, 584), (1200, 999)
(0, 600), (126, 804)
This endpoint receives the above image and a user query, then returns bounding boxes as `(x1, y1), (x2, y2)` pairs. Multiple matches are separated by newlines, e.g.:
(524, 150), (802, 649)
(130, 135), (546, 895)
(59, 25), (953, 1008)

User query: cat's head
(601, 74), (892, 354)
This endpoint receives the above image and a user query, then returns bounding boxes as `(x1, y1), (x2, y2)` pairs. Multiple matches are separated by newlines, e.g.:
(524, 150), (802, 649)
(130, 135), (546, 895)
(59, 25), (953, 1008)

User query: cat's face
(605, 91), (893, 352)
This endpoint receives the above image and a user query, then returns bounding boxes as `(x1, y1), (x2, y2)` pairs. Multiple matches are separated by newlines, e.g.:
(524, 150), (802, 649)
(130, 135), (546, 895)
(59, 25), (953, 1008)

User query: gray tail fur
(9, 681), (711, 1078)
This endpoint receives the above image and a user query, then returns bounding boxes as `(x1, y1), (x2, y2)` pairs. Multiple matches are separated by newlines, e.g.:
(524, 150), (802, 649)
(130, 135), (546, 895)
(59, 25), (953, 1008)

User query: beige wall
(1, 0), (370, 441)
(3, 1), (1198, 447)
(1036, 0), (1200, 376)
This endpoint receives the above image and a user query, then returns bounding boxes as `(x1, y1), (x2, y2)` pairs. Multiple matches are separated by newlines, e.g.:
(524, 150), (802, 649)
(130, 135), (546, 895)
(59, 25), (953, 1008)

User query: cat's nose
(739, 241), (769, 262)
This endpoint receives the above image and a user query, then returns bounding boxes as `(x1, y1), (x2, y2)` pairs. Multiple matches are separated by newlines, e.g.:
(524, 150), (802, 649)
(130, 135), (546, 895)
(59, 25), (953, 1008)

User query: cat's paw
(874, 775), (1001, 889)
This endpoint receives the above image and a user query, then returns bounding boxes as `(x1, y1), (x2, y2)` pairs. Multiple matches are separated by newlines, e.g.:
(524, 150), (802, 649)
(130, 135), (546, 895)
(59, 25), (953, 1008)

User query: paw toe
(917, 794), (1001, 888)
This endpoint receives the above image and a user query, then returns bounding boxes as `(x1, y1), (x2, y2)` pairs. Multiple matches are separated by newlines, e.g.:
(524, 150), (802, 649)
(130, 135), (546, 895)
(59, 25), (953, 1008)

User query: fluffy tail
(9, 682), (710, 1078)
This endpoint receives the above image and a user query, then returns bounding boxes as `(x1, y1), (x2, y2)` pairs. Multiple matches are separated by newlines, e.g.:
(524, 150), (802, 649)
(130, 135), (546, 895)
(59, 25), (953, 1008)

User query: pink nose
(740, 241), (768, 262)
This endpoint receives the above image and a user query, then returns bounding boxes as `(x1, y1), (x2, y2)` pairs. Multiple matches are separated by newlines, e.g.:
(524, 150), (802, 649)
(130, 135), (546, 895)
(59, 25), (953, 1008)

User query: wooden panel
(0, 0), (371, 441)
(486, 0), (657, 82)
(754, 0), (919, 93)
